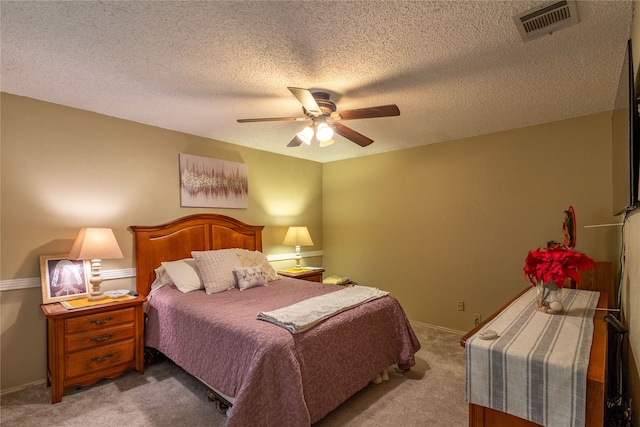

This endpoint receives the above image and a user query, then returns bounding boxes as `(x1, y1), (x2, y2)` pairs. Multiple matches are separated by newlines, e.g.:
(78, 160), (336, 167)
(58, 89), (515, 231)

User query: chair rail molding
(2, 250), (323, 291)
(0, 268), (136, 292)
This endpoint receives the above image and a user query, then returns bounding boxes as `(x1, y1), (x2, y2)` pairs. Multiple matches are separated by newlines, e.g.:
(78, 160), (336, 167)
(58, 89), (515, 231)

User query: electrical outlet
(474, 314), (482, 325)
(457, 301), (464, 311)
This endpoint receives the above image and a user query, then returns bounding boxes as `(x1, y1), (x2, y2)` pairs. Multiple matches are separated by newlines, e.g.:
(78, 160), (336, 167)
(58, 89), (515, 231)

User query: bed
(130, 214), (420, 426)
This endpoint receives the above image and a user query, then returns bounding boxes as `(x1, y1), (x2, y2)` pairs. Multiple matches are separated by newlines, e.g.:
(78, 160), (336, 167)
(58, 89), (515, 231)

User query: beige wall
(323, 113), (619, 332)
(0, 93), (324, 391)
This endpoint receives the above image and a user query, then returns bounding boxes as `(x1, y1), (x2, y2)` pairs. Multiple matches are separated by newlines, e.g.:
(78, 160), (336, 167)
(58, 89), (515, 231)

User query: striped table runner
(465, 288), (600, 427)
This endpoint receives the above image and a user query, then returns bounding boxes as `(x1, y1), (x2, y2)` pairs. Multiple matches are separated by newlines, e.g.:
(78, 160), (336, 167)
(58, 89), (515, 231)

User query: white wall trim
(0, 268), (136, 292)
(0, 253), (324, 291)
(266, 250), (323, 262)
(100, 268), (136, 281)
(0, 277), (40, 291)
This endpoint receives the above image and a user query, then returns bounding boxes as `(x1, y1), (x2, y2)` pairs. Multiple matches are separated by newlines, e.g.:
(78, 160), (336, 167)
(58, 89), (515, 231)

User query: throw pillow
(233, 266), (268, 290)
(192, 249), (241, 294)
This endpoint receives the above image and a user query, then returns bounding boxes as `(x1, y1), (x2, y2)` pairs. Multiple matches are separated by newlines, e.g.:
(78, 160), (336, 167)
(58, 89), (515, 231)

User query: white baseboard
(0, 379), (47, 396)
(409, 319), (466, 335)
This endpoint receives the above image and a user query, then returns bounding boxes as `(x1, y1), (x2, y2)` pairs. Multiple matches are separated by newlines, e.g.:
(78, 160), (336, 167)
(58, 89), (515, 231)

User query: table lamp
(69, 228), (123, 301)
(282, 226), (314, 269)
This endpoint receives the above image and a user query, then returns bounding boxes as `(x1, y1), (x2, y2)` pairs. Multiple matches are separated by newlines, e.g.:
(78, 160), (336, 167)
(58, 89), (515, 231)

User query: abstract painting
(179, 153), (248, 208)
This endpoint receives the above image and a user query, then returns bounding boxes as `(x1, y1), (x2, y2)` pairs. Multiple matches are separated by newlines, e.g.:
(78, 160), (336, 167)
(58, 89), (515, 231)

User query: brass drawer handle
(91, 353), (114, 363)
(89, 316), (114, 325)
(90, 333), (114, 343)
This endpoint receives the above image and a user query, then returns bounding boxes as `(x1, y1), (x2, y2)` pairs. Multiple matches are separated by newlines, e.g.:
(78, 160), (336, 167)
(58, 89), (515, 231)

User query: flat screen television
(612, 39), (640, 216)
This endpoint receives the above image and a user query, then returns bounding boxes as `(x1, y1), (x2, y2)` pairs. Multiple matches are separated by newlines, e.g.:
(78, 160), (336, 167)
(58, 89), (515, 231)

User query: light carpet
(0, 323), (467, 426)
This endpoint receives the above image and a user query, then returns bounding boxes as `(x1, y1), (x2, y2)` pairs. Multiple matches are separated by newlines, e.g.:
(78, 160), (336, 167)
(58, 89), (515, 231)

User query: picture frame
(39, 254), (91, 304)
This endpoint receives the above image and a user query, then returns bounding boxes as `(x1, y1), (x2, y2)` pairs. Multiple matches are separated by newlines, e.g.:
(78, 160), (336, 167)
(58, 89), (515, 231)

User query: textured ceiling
(0, 1), (633, 163)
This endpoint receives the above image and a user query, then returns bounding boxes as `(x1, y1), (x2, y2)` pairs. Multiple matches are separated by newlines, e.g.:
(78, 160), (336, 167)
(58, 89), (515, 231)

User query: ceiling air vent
(513, 0), (579, 42)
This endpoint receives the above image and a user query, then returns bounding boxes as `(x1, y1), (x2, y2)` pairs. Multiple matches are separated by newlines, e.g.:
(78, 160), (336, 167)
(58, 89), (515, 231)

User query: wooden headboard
(129, 214), (264, 296)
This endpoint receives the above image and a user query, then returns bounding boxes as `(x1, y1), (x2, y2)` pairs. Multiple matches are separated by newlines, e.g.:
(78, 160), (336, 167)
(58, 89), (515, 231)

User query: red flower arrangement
(524, 246), (595, 290)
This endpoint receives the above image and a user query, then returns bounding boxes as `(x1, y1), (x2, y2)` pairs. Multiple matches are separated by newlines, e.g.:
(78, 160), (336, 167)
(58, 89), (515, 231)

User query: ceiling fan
(237, 87), (400, 147)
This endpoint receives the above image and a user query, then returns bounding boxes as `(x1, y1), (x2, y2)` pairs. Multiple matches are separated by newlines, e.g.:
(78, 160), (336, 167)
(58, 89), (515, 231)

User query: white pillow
(152, 266), (174, 290)
(233, 266), (268, 290)
(234, 249), (278, 281)
(160, 258), (203, 293)
(192, 249), (241, 294)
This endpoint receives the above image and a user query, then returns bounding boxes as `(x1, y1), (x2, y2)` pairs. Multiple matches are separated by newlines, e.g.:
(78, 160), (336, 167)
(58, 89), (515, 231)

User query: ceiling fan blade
(331, 104), (400, 121)
(287, 87), (322, 116)
(332, 123), (374, 147)
(287, 135), (304, 147)
(237, 117), (310, 123)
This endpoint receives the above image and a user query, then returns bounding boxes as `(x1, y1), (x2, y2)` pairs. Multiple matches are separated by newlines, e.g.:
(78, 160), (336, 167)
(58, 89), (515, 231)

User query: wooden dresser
(41, 297), (145, 403)
(577, 261), (615, 308)
(461, 291), (608, 427)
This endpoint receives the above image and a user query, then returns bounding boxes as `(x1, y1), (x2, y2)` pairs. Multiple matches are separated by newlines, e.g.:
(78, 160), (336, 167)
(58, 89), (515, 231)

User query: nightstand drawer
(66, 323), (134, 352)
(65, 307), (135, 334)
(66, 339), (135, 378)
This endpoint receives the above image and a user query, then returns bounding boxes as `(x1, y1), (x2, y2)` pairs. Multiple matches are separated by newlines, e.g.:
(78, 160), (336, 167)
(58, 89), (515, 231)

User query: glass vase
(536, 282), (563, 314)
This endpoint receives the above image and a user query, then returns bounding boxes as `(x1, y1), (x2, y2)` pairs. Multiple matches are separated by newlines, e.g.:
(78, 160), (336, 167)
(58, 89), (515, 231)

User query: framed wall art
(39, 254), (90, 304)
(179, 153), (248, 208)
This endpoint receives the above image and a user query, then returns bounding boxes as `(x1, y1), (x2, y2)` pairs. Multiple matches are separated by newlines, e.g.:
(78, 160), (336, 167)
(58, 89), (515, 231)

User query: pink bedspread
(145, 278), (420, 426)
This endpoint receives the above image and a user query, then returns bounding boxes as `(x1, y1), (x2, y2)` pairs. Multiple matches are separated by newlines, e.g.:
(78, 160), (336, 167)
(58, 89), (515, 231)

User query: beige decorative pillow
(192, 249), (241, 294)
(234, 249), (278, 281)
(161, 258), (203, 293)
(233, 266), (268, 290)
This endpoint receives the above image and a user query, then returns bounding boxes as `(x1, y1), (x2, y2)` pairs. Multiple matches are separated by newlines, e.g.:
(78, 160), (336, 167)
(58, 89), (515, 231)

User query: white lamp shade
(319, 138), (335, 147)
(296, 126), (314, 145)
(282, 227), (314, 247)
(315, 123), (334, 142)
(69, 228), (123, 260)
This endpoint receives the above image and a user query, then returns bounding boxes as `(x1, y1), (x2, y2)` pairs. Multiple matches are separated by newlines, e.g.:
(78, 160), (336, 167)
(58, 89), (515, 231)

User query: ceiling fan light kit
(293, 122), (335, 146)
(318, 138), (335, 148)
(315, 122), (334, 142)
(237, 87), (400, 148)
(296, 126), (314, 145)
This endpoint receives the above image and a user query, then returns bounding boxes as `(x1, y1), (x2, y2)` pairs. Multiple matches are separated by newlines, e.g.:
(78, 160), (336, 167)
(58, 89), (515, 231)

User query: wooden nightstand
(278, 268), (325, 282)
(40, 296), (145, 403)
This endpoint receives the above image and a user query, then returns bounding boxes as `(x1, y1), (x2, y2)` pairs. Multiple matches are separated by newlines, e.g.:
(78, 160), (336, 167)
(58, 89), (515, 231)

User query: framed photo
(39, 254), (91, 304)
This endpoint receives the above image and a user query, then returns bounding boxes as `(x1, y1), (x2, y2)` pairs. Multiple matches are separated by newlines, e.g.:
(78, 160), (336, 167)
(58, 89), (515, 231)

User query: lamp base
(88, 259), (105, 301)
(88, 292), (105, 301)
(294, 251), (303, 269)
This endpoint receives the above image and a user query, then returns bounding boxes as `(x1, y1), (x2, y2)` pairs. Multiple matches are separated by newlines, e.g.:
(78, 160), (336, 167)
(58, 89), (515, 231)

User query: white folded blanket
(257, 285), (389, 333)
